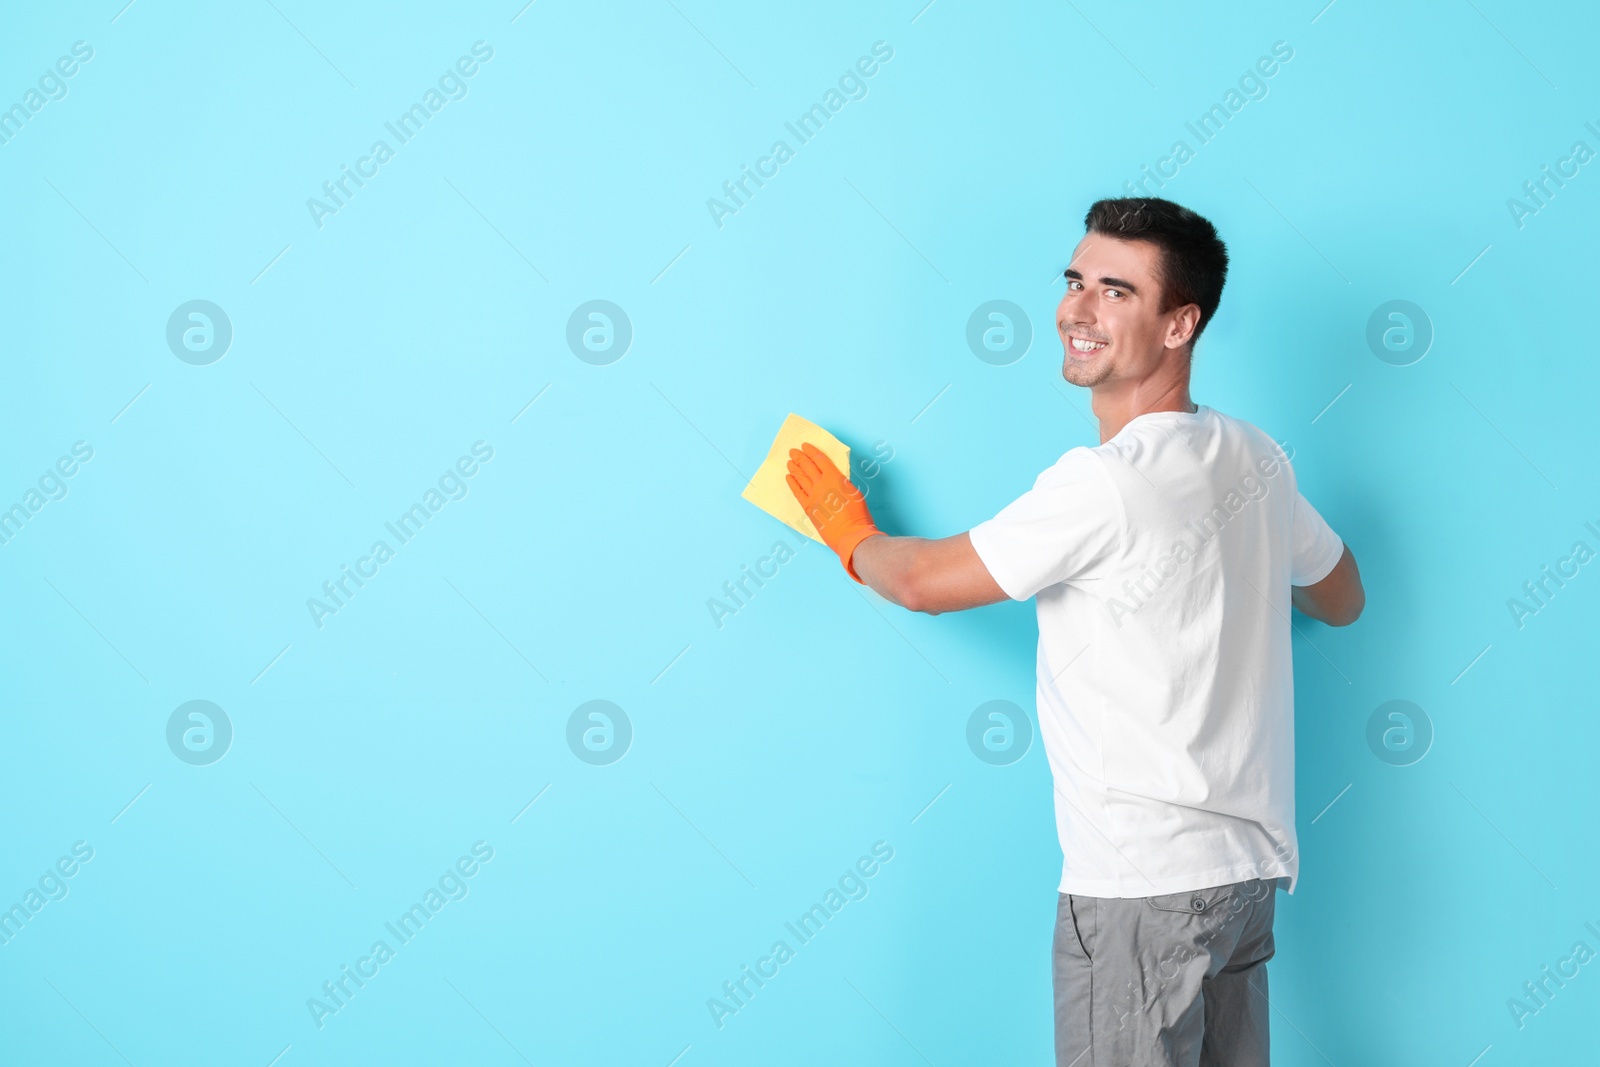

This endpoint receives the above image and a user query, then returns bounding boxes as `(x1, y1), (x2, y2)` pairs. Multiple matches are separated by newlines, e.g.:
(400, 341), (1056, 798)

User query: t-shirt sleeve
(968, 447), (1123, 601)
(1290, 489), (1344, 586)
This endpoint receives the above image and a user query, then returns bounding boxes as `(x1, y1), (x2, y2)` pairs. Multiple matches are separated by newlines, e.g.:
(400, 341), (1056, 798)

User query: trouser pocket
(1060, 892), (1093, 961)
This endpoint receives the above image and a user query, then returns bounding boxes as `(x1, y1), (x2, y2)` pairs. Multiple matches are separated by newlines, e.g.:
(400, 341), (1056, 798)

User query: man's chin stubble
(1061, 358), (1113, 387)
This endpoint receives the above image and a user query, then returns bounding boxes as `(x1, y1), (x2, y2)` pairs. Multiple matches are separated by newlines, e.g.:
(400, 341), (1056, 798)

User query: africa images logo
(306, 42), (495, 229)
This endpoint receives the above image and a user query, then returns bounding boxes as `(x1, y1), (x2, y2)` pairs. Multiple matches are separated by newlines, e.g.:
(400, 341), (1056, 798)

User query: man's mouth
(1067, 335), (1109, 357)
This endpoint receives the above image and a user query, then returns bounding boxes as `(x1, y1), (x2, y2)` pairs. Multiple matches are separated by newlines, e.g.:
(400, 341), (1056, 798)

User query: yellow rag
(741, 413), (852, 543)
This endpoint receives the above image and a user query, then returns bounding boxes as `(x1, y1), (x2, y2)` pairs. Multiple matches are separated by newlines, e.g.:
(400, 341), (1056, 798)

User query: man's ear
(1171, 303), (1196, 347)
(1167, 303), (1201, 350)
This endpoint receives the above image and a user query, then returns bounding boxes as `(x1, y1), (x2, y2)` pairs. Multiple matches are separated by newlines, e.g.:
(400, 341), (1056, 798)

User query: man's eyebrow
(1063, 268), (1139, 295)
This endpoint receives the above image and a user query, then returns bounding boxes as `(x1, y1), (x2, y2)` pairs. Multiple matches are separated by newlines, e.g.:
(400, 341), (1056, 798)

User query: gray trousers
(1053, 878), (1277, 1066)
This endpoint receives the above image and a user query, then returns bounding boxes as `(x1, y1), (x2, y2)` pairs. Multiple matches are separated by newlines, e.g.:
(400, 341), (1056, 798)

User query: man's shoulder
(1035, 442), (1113, 486)
(1201, 406), (1289, 459)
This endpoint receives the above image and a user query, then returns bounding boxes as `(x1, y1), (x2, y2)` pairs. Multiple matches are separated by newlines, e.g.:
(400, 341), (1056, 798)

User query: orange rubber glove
(785, 442), (884, 583)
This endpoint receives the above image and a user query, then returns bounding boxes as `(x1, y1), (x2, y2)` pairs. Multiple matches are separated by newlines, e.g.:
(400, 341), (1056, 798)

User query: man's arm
(1291, 543), (1364, 626)
(782, 442), (1006, 614)
(852, 532), (1009, 615)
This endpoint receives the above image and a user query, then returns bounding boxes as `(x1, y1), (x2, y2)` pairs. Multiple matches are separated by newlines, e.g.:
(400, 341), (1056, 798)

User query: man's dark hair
(1083, 197), (1229, 350)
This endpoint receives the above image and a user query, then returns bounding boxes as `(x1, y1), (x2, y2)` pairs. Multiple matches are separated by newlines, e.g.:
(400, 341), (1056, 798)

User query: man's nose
(1058, 301), (1091, 328)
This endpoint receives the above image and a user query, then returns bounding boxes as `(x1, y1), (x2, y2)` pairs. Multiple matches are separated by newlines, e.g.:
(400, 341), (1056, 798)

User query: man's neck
(1090, 381), (1197, 444)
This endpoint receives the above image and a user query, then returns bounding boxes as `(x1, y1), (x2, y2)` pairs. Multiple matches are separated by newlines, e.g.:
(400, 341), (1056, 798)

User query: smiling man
(785, 197), (1364, 1065)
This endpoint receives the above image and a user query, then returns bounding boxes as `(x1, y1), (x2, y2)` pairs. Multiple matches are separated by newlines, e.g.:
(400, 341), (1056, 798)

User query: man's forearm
(1291, 544), (1364, 626)
(849, 532), (1010, 615)
(783, 444), (1008, 613)
(849, 533), (921, 608)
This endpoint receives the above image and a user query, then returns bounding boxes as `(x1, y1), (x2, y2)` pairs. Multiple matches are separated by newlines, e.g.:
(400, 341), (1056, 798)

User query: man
(785, 197), (1364, 1066)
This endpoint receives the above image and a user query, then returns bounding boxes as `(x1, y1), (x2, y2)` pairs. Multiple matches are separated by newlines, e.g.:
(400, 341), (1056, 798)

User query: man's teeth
(1071, 338), (1107, 352)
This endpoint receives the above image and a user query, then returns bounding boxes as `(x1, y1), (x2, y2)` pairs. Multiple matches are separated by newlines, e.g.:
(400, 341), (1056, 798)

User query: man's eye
(1107, 289), (1124, 298)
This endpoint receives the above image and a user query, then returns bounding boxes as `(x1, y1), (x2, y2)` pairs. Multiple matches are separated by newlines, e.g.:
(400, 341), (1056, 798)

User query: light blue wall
(3, 1), (1597, 1063)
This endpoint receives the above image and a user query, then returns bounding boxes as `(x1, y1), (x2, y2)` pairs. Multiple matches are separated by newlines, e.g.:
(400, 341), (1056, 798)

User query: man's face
(1055, 234), (1194, 389)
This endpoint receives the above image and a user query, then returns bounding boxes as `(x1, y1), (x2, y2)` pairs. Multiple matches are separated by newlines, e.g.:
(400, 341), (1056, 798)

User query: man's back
(970, 405), (1346, 896)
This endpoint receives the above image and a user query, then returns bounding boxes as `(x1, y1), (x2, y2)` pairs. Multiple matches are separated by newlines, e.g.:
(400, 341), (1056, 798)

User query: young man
(785, 197), (1364, 1066)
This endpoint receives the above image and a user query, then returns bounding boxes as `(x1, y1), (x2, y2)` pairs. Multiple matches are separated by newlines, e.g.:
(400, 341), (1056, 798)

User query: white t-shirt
(969, 405), (1344, 898)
